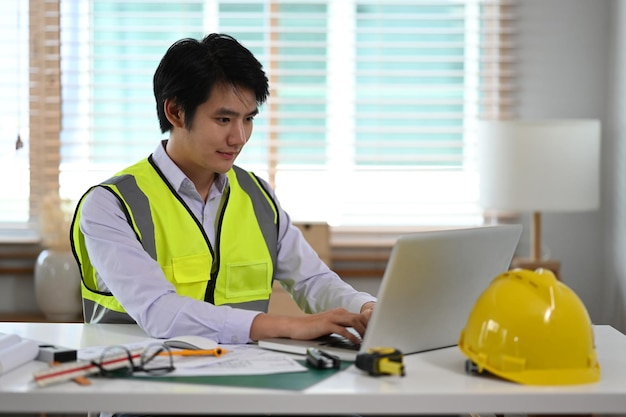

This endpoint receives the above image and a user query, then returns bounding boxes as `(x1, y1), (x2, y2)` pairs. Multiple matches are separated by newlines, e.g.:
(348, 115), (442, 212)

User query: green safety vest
(70, 156), (279, 323)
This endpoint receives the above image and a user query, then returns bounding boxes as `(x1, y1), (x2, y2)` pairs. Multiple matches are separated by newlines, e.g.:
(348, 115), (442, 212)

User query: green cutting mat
(128, 360), (352, 391)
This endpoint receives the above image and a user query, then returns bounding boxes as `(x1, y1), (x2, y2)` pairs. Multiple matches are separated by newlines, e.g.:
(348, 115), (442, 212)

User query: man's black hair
(153, 33), (270, 133)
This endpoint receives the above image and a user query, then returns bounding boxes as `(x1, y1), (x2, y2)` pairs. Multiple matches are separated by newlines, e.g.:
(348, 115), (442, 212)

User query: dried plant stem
(40, 192), (74, 251)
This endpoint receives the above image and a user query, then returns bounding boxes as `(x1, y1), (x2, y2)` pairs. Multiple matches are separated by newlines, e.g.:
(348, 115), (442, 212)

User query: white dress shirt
(79, 141), (376, 344)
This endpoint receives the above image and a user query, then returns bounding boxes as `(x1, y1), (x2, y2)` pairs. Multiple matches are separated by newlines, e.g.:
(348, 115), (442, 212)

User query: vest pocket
(167, 253), (212, 299)
(224, 261), (271, 302)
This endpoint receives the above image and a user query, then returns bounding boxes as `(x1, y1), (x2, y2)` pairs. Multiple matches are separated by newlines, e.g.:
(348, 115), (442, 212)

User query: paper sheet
(78, 340), (307, 376)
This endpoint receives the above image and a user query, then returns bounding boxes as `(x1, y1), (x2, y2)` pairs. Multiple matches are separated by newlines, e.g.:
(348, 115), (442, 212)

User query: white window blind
(2, 0), (516, 234)
(0, 1), (29, 225)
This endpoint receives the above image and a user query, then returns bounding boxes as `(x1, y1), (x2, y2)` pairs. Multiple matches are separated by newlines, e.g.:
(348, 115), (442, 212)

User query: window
(3, 0), (515, 236)
(0, 1), (29, 225)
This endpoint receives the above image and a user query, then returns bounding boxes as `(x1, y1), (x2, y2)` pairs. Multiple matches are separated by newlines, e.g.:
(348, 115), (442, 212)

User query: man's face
(175, 83), (258, 174)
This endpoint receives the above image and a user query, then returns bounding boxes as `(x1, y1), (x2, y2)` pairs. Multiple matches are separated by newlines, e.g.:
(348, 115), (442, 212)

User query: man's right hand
(249, 307), (371, 345)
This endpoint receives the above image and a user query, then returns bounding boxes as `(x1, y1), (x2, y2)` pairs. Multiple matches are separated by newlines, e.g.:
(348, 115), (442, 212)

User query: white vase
(34, 249), (82, 322)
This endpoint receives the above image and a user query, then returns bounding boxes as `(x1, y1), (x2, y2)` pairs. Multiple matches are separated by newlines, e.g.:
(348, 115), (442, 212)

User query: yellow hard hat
(458, 268), (600, 385)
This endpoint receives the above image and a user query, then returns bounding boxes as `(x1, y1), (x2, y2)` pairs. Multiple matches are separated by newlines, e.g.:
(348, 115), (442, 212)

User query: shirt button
(231, 335), (239, 344)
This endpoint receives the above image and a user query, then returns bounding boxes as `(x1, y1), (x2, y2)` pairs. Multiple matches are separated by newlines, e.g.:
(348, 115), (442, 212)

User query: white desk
(1, 322), (626, 415)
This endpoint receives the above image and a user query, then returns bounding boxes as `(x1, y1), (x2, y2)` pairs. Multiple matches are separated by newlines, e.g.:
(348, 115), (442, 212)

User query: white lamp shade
(478, 119), (601, 212)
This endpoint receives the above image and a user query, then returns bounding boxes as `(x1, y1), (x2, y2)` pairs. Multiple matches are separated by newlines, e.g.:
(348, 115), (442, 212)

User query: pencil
(161, 348), (227, 357)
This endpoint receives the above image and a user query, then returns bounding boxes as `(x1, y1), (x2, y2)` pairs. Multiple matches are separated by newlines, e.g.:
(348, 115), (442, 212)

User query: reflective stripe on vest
(72, 158), (278, 324)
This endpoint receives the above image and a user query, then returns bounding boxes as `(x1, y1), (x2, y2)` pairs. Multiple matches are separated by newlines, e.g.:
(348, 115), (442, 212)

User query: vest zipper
(205, 186), (230, 304)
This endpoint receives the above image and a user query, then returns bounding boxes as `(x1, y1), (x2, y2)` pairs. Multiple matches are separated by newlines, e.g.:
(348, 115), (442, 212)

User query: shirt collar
(152, 140), (228, 194)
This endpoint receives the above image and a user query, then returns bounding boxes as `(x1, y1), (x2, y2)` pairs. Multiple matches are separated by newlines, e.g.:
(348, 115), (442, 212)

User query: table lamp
(477, 119), (601, 277)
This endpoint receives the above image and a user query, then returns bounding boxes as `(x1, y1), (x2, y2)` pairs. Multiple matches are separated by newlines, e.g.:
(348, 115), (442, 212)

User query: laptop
(258, 224), (522, 361)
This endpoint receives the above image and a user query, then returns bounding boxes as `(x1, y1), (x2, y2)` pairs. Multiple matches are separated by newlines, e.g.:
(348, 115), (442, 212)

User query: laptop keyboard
(316, 334), (361, 351)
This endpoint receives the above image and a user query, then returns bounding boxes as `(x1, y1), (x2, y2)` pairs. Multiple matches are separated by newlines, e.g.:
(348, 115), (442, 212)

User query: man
(70, 33), (376, 352)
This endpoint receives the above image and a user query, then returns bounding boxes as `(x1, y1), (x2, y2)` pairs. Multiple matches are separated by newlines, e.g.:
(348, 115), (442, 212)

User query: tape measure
(355, 347), (405, 376)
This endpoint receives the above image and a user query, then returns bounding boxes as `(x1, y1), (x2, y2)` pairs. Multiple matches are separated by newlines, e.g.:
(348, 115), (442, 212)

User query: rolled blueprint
(0, 333), (39, 375)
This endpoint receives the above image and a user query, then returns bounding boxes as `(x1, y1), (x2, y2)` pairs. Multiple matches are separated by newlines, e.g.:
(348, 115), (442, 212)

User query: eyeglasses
(90, 343), (176, 378)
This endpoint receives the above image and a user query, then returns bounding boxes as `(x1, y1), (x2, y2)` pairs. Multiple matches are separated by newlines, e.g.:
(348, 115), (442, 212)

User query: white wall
(603, 0), (626, 331)
(515, 0), (612, 322)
